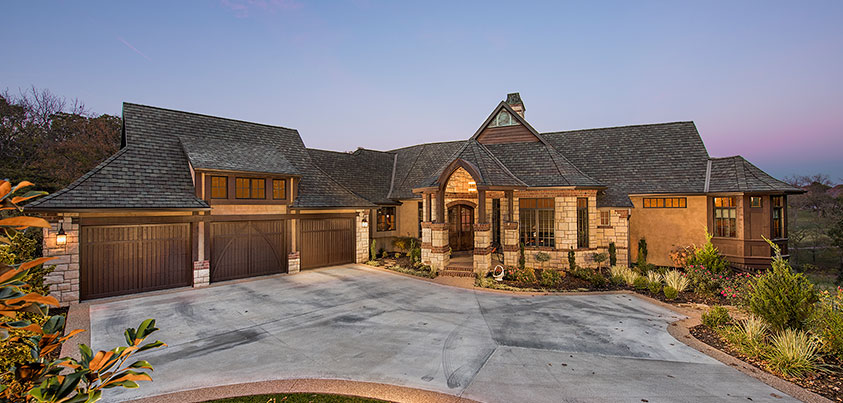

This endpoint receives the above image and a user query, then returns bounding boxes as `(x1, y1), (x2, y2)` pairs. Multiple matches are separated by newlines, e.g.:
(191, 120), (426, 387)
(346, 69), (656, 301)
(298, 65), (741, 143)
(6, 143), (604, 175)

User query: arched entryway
(448, 203), (474, 252)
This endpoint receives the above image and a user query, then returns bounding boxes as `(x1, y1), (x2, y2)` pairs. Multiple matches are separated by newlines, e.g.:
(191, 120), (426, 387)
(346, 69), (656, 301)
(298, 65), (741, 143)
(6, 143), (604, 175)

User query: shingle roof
(484, 141), (602, 187)
(388, 140), (466, 200)
(29, 103), (373, 210)
(180, 136), (297, 175)
(27, 142), (209, 210)
(307, 148), (398, 205)
(542, 122), (711, 207)
(707, 156), (802, 193)
(419, 140), (527, 188)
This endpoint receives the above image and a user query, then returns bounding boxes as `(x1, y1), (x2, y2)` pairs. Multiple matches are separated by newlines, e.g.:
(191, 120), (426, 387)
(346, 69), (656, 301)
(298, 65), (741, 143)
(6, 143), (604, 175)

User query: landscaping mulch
(369, 257), (434, 279)
(690, 324), (843, 402)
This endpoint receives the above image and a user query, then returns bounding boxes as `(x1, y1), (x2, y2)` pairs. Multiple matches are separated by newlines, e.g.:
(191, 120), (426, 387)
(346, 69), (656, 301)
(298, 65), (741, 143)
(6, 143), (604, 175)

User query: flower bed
(365, 255), (435, 279)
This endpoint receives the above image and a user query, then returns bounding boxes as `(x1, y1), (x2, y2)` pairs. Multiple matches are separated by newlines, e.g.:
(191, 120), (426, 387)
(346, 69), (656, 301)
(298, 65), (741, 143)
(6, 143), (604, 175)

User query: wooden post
(505, 190), (514, 222)
(436, 190), (445, 223)
(478, 189), (487, 224)
(425, 193), (432, 222)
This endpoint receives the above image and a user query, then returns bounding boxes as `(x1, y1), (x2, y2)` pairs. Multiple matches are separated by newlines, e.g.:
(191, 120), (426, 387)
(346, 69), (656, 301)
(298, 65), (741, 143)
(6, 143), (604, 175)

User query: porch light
(361, 215), (369, 228)
(56, 222), (67, 246)
(468, 181), (477, 193)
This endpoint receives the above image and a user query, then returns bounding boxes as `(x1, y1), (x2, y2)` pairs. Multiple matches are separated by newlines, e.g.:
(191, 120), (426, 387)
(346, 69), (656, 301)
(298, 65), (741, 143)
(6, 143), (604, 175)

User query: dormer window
(488, 110), (518, 128)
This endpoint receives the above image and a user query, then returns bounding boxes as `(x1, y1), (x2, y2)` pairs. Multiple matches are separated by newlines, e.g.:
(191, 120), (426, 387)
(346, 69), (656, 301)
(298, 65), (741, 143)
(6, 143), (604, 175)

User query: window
(772, 196), (785, 238)
(643, 197), (687, 208)
(519, 198), (554, 247)
(750, 196), (762, 208)
(713, 197), (736, 237)
(235, 178), (265, 199)
(377, 207), (395, 232)
(210, 176), (227, 199)
(488, 110), (518, 128)
(272, 179), (287, 200)
(600, 210), (610, 226)
(577, 198), (589, 248)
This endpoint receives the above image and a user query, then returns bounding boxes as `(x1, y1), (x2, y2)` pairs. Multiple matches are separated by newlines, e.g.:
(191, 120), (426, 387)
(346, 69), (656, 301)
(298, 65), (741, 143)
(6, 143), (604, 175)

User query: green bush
(745, 242), (818, 331)
(723, 315), (769, 358)
(810, 288), (843, 360)
(647, 280), (662, 294)
(765, 328), (821, 378)
(369, 239), (376, 261)
(589, 272), (608, 288)
(567, 248), (576, 271)
(701, 306), (732, 328)
(539, 269), (562, 288)
(514, 267), (537, 284)
(663, 286), (678, 300)
(608, 242), (617, 266)
(633, 275), (649, 290)
(408, 239), (421, 264)
(518, 242), (525, 270)
(688, 230), (729, 275)
(592, 252), (607, 268)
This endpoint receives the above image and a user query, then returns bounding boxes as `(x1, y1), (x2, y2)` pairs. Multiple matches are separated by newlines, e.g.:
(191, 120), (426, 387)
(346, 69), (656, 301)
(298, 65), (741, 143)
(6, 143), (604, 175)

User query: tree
(0, 87), (120, 192)
(0, 180), (165, 402)
(786, 174), (837, 266)
(829, 209), (843, 285)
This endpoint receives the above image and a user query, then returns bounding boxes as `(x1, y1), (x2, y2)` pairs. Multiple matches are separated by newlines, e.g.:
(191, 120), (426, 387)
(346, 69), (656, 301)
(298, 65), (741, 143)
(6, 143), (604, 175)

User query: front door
(448, 204), (474, 251)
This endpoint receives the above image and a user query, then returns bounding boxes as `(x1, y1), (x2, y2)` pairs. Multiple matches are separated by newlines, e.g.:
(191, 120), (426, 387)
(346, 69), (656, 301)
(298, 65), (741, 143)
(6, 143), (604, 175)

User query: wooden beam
(505, 190), (514, 222)
(425, 193), (432, 222)
(478, 189), (487, 224)
(436, 190), (445, 223)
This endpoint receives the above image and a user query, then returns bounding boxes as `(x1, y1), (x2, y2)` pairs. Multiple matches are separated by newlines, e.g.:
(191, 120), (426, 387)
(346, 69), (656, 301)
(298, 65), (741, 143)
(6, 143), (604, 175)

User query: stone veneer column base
(502, 222), (519, 267)
(428, 223), (449, 273)
(42, 214), (80, 306)
(355, 211), (370, 263)
(473, 223), (492, 275)
(420, 222), (432, 265)
(193, 260), (210, 287)
(288, 252), (301, 274)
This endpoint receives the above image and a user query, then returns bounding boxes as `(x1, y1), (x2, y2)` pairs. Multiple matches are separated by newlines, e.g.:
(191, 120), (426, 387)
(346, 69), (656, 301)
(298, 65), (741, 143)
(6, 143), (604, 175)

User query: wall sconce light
(468, 181), (477, 193)
(361, 215), (369, 228)
(56, 222), (67, 246)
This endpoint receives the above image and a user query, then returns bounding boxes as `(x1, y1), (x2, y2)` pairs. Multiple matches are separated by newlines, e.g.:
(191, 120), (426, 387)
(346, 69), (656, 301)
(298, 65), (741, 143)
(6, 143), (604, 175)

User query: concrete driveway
(89, 265), (794, 402)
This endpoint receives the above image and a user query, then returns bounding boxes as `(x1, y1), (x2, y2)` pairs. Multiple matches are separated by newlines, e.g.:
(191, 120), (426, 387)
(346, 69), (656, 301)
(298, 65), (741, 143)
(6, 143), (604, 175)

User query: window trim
(519, 198), (555, 248)
(713, 196), (737, 238)
(750, 196), (762, 208)
(599, 210), (611, 227)
(376, 207), (396, 232)
(771, 195), (785, 239)
(210, 176), (228, 199)
(235, 177), (266, 200)
(577, 197), (589, 248)
(272, 179), (287, 200)
(643, 197), (687, 208)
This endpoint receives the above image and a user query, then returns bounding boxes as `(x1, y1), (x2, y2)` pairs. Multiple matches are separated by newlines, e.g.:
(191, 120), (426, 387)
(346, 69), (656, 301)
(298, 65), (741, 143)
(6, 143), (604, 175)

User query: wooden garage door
(300, 217), (355, 270)
(80, 224), (191, 300)
(211, 220), (287, 282)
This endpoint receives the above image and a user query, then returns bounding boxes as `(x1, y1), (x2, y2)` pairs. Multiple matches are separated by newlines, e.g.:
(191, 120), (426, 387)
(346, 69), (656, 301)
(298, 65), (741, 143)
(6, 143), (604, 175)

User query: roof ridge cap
(387, 139), (466, 152)
(386, 153), (398, 200)
(541, 121), (695, 135)
(123, 102), (299, 132)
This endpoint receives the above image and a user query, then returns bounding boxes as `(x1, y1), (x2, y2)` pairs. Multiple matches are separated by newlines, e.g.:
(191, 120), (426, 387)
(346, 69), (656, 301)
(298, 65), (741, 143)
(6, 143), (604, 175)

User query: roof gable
(473, 102), (542, 145)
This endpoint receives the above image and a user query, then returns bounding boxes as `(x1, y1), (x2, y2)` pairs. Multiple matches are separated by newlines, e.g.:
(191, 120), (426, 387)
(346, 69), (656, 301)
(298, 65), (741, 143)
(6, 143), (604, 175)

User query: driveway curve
(89, 265), (795, 402)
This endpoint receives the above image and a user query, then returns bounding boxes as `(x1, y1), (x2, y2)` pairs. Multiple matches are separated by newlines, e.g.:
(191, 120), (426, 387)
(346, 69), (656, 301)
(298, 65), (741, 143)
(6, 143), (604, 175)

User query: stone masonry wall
(42, 214), (80, 306)
(356, 210), (369, 263)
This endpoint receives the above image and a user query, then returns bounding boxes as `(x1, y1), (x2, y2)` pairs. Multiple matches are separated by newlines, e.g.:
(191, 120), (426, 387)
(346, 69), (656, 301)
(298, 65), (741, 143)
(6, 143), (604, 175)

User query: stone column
(503, 222), (520, 267)
(355, 210), (369, 263)
(421, 222), (432, 264)
(287, 252), (301, 273)
(42, 214), (80, 306)
(193, 260), (210, 287)
(473, 222), (492, 274)
(428, 223), (449, 273)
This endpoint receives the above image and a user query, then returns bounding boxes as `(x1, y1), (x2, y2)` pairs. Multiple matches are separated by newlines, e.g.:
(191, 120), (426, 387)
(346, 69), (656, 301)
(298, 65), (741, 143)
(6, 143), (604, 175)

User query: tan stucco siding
(628, 195), (708, 267)
(396, 200), (421, 238)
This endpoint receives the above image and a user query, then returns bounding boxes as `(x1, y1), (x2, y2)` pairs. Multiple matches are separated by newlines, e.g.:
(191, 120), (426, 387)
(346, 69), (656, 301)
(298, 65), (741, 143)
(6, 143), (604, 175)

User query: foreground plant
(766, 328), (821, 379)
(745, 240), (817, 331)
(0, 180), (166, 402)
(664, 270), (690, 293)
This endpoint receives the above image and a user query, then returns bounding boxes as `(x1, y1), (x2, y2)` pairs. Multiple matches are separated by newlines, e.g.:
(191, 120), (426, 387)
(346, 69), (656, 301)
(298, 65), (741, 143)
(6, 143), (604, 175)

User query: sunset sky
(2, 1), (841, 180)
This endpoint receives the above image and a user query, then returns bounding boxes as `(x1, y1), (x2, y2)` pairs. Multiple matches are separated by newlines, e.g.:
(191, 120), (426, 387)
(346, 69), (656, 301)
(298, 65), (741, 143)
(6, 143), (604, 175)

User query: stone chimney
(506, 92), (525, 118)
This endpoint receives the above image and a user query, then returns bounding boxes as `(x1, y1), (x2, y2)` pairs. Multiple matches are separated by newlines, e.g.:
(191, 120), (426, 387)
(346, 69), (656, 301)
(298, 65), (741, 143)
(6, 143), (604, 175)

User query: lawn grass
(205, 393), (388, 403)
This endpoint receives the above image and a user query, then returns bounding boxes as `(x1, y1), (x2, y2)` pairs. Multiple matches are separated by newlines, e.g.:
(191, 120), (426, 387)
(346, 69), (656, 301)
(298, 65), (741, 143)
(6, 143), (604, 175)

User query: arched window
(488, 110), (518, 128)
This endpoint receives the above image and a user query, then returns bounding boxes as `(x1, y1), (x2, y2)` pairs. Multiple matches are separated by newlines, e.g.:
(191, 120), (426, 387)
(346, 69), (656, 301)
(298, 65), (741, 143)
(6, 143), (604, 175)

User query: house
(27, 94), (801, 305)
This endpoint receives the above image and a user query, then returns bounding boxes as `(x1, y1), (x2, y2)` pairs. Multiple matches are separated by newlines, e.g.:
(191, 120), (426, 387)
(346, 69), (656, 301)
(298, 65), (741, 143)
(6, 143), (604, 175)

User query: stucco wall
(628, 195), (708, 267)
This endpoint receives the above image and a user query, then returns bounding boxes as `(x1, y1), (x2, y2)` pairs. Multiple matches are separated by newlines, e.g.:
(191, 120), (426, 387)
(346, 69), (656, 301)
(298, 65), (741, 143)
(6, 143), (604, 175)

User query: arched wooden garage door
(210, 220), (287, 282)
(300, 217), (355, 270)
(80, 224), (192, 300)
